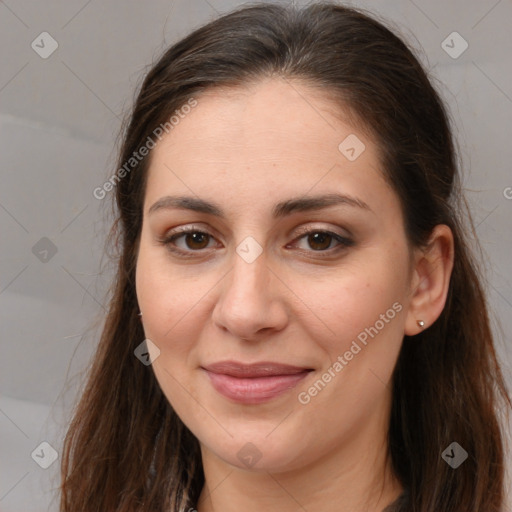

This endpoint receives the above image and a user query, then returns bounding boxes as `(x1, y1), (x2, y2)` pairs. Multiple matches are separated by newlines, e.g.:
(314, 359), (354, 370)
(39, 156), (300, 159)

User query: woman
(60, 2), (511, 511)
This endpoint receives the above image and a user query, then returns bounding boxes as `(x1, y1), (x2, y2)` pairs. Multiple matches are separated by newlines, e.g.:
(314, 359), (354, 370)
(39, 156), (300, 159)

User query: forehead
(154, 79), (367, 161)
(143, 78), (396, 219)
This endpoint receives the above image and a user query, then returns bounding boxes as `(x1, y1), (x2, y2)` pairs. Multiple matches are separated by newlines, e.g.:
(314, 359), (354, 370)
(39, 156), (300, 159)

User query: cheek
(135, 242), (218, 364)
(315, 263), (405, 331)
(136, 244), (188, 346)
(306, 253), (408, 375)
(296, 271), (405, 422)
(135, 246), (206, 408)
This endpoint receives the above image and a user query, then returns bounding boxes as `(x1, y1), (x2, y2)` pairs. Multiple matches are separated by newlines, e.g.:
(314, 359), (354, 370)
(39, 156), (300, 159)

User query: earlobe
(404, 224), (455, 336)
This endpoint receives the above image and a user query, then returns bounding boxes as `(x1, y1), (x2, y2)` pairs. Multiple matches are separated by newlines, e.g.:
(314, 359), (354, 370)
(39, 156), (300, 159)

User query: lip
(201, 361), (313, 404)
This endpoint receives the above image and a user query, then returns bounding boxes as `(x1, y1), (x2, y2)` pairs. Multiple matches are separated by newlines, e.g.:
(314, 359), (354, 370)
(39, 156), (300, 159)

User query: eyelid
(292, 223), (352, 240)
(164, 224), (214, 237)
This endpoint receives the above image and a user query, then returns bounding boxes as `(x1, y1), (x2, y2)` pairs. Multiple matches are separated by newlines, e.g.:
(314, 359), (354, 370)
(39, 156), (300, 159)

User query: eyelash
(158, 225), (354, 259)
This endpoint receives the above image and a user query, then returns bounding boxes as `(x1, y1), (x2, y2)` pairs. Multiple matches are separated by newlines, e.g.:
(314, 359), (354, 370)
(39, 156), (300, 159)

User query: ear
(405, 224), (455, 335)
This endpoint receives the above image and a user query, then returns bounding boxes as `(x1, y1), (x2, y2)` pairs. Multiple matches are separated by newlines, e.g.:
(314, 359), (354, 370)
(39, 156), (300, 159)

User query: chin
(199, 430), (312, 473)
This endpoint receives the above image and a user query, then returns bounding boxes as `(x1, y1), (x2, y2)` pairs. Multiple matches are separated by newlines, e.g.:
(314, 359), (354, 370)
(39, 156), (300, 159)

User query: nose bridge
(222, 231), (267, 292)
(227, 244), (269, 304)
(212, 241), (287, 338)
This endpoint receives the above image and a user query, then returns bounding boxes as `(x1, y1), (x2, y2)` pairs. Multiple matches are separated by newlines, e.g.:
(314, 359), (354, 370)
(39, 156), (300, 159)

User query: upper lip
(202, 361), (312, 378)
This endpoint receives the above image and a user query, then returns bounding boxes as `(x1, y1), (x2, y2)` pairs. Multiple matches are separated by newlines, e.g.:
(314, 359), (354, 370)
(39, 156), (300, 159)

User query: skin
(135, 78), (454, 512)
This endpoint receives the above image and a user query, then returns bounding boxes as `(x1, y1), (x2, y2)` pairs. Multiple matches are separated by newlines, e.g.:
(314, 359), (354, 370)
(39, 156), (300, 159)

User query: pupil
(308, 232), (331, 250)
(187, 232), (209, 249)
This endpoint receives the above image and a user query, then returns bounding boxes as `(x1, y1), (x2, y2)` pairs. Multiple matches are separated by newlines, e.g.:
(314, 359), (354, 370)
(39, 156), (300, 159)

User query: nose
(211, 247), (289, 341)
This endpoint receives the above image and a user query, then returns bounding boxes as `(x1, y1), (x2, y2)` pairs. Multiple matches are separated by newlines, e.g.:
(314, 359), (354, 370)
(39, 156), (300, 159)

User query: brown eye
(307, 232), (333, 251)
(184, 232), (211, 250)
(160, 229), (218, 255)
(291, 229), (354, 254)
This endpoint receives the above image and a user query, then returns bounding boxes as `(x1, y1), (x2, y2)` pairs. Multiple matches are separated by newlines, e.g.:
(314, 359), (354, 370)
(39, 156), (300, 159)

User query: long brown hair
(60, 3), (511, 511)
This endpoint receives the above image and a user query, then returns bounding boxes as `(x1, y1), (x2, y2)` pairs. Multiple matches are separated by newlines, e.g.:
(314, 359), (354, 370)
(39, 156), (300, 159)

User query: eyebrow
(148, 193), (373, 218)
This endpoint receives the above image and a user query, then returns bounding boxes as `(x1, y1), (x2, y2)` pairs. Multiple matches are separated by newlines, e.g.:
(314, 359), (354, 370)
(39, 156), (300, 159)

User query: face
(135, 78), (414, 472)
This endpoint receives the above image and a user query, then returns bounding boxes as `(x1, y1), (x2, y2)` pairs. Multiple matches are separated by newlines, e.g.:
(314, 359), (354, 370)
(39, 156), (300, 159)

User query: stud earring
(417, 320), (425, 328)
(138, 311), (143, 317)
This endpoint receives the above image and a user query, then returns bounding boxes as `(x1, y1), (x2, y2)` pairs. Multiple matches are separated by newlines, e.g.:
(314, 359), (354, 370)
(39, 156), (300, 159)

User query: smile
(201, 361), (313, 404)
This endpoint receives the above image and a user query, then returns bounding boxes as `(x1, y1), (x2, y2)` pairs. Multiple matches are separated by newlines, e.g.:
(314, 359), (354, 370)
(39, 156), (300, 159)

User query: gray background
(1, 0), (511, 510)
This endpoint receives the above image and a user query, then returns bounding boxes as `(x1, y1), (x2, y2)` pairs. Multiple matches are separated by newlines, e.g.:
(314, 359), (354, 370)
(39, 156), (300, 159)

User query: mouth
(201, 361), (313, 404)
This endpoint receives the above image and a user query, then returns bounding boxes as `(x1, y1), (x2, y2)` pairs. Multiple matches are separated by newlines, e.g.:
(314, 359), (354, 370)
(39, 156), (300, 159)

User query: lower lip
(204, 370), (311, 404)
